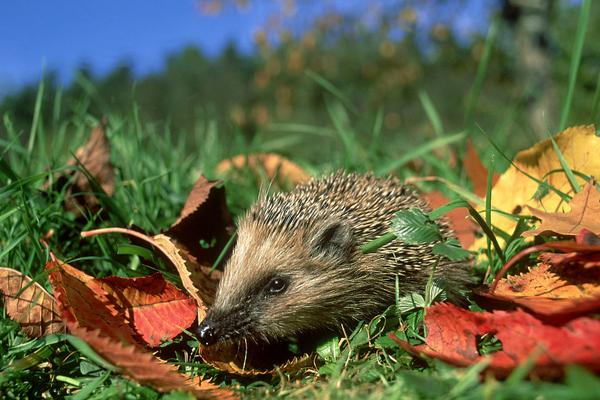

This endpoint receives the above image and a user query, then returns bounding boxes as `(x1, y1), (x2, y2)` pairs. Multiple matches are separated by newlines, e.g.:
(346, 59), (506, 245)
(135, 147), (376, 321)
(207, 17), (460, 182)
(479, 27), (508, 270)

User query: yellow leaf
(471, 125), (600, 251)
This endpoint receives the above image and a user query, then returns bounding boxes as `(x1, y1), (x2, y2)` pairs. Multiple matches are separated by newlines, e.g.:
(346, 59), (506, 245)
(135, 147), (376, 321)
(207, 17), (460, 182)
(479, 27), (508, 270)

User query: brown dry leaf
(172, 176), (218, 226)
(216, 153), (310, 185)
(69, 122), (114, 195)
(199, 340), (313, 375)
(167, 176), (233, 268)
(152, 234), (218, 319)
(471, 125), (600, 251)
(464, 139), (499, 197)
(47, 260), (236, 399)
(475, 263), (600, 324)
(43, 121), (115, 216)
(0, 267), (64, 337)
(525, 180), (600, 237)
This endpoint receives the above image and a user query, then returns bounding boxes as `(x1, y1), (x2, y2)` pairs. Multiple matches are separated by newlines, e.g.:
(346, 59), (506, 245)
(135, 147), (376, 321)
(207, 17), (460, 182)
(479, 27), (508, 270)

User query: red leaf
(391, 303), (600, 378)
(99, 274), (197, 347)
(47, 260), (140, 344)
(46, 260), (236, 398)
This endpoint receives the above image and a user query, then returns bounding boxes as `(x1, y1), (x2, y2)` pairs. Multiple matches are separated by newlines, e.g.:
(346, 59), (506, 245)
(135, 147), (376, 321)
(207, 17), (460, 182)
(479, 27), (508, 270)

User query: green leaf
(432, 239), (471, 261)
(316, 337), (340, 362)
(392, 208), (442, 244)
(396, 293), (426, 313)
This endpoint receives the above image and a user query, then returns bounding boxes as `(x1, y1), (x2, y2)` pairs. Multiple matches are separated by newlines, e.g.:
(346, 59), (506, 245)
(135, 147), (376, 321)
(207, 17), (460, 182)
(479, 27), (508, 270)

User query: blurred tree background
(1, 0), (598, 164)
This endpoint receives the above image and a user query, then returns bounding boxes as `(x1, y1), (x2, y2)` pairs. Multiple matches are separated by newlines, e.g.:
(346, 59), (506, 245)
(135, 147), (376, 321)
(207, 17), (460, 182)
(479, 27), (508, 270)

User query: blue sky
(0, 1), (278, 94)
(0, 1), (497, 97)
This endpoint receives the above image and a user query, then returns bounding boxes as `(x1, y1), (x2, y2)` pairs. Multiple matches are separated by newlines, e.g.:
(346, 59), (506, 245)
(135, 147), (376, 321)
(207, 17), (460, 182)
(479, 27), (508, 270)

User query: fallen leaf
(216, 153), (310, 185)
(464, 139), (499, 197)
(474, 229), (600, 323)
(47, 260), (141, 345)
(0, 267), (64, 337)
(171, 176), (221, 227)
(45, 122), (115, 216)
(46, 260), (235, 398)
(391, 303), (600, 379)
(152, 234), (218, 316)
(471, 125), (600, 251)
(525, 180), (600, 237)
(167, 176), (233, 277)
(68, 324), (236, 399)
(81, 228), (218, 320)
(98, 274), (197, 347)
(424, 190), (477, 248)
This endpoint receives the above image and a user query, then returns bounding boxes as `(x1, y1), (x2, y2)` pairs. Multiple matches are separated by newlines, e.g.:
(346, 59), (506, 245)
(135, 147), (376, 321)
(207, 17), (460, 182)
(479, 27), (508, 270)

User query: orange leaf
(216, 153), (310, 185)
(0, 267), (64, 337)
(424, 190), (477, 248)
(391, 303), (600, 379)
(67, 324), (236, 399)
(47, 260), (140, 344)
(98, 274), (197, 347)
(525, 180), (600, 237)
(475, 230), (600, 323)
(464, 139), (498, 197)
(46, 260), (235, 398)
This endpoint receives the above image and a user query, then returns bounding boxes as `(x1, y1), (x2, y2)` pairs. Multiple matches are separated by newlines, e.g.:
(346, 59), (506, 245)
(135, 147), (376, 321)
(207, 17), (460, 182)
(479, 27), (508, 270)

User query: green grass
(2, 93), (599, 399)
(2, 3), (600, 397)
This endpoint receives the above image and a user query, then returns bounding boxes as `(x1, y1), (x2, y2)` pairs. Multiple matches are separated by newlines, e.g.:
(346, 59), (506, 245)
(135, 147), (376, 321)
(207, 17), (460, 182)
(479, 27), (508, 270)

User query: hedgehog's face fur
(196, 216), (386, 346)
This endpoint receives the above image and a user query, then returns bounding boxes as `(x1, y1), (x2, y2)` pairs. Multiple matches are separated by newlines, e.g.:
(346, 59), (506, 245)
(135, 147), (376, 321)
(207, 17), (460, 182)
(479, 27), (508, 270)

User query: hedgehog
(197, 172), (470, 347)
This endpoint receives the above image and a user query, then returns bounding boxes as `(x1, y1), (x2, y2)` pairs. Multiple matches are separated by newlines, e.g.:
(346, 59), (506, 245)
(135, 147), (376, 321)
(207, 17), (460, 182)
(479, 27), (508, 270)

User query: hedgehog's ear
(309, 219), (353, 260)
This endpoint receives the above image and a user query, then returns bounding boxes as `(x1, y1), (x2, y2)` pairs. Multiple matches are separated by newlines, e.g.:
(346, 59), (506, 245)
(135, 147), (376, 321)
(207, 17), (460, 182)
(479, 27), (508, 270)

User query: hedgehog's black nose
(197, 319), (218, 346)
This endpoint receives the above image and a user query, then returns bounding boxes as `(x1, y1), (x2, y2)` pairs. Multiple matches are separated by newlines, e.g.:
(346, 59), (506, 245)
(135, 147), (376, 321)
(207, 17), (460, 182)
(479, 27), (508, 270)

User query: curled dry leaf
(166, 175), (232, 311)
(216, 153), (310, 185)
(81, 228), (217, 319)
(470, 125), (600, 252)
(525, 179), (600, 237)
(391, 303), (600, 379)
(199, 339), (314, 376)
(0, 267), (64, 337)
(46, 260), (235, 399)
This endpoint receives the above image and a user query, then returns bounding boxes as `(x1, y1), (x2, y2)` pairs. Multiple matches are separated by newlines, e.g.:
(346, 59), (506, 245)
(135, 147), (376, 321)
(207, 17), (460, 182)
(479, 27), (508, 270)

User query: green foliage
(392, 208), (442, 244)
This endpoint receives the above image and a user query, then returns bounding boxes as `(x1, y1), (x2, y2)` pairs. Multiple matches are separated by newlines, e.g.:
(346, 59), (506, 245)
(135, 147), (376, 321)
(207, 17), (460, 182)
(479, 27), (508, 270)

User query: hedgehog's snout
(196, 317), (220, 346)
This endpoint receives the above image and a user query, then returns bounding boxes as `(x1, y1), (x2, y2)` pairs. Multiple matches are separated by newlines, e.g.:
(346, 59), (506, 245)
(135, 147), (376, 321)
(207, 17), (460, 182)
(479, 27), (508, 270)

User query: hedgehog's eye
(266, 277), (288, 295)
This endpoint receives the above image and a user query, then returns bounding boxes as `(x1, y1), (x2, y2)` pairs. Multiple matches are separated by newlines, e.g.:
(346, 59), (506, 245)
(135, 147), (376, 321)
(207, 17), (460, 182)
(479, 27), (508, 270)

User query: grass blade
(419, 90), (444, 137)
(465, 18), (498, 124)
(305, 69), (358, 114)
(377, 132), (465, 174)
(559, 0), (592, 130)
